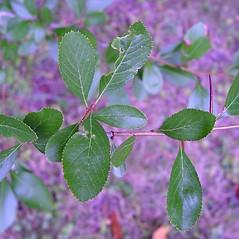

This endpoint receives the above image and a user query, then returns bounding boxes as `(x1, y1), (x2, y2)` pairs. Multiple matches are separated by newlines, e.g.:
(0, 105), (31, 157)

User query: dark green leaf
(160, 65), (196, 86)
(0, 145), (21, 182)
(59, 31), (98, 105)
(24, 108), (63, 153)
(167, 147), (202, 230)
(45, 124), (78, 162)
(78, 28), (97, 48)
(63, 117), (110, 202)
(182, 22), (211, 61)
(38, 7), (52, 25)
(0, 114), (37, 142)
(142, 63), (163, 94)
(99, 22), (152, 96)
(159, 109), (216, 141)
(111, 137), (135, 167)
(2, 41), (18, 62)
(105, 40), (119, 64)
(224, 75), (239, 115)
(94, 104), (147, 129)
(0, 180), (17, 233)
(188, 82), (209, 111)
(11, 168), (53, 211)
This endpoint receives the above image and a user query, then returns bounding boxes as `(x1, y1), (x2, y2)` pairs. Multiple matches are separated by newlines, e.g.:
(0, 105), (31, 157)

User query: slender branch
(209, 74), (213, 114)
(108, 124), (239, 138)
(107, 131), (165, 137)
(213, 124), (239, 131)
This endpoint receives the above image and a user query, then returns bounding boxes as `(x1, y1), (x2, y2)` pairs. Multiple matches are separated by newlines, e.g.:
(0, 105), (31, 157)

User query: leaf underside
(99, 21), (152, 95)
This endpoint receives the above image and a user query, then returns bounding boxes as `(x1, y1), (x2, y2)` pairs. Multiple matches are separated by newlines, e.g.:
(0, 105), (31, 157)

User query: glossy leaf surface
(167, 148), (202, 230)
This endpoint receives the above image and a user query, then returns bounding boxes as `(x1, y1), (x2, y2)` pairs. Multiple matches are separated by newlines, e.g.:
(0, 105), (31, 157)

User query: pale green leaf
(160, 65), (196, 86)
(188, 82), (209, 111)
(94, 104), (147, 129)
(11, 168), (53, 211)
(167, 147), (202, 230)
(0, 145), (21, 182)
(0, 180), (17, 233)
(142, 63), (163, 94)
(111, 136), (135, 167)
(224, 75), (239, 115)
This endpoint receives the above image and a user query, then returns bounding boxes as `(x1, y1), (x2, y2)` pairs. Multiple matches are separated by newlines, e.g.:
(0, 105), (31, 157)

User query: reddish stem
(108, 124), (239, 138)
(78, 101), (96, 125)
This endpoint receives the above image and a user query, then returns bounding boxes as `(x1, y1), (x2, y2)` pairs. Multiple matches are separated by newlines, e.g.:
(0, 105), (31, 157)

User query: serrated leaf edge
(61, 131), (111, 202)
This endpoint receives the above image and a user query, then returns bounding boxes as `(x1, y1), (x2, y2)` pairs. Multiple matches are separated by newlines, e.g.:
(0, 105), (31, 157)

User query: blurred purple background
(1, 0), (239, 238)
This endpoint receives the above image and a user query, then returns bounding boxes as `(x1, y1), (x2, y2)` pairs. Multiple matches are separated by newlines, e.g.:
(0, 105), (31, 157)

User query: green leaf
(99, 22), (152, 96)
(85, 11), (108, 26)
(23, 108), (63, 153)
(9, 20), (30, 41)
(105, 40), (119, 64)
(188, 82), (209, 111)
(38, 7), (52, 25)
(45, 124), (78, 162)
(59, 31), (98, 105)
(167, 147), (202, 230)
(2, 41), (18, 62)
(224, 75), (239, 115)
(94, 104), (147, 129)
(63, 117), (110, 202)
(0, 114), (37, 142)
(0, 180), (17, 233)
(133, 77), (148, 101)
(159, 65), (196, 86)
(24, 0), (37, 15)
(0, 145), (21, 182)
(66, 0), (85, 17)
(159, 109), (216, 141)
(112, 137), (135, 167)
(11, 168), (53, 211)
(142, 63), (163, 94)
(182, 22), (211, 61)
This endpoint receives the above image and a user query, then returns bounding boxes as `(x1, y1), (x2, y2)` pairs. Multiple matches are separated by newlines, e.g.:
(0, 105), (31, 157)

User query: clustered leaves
(1, 20), (239, 233)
